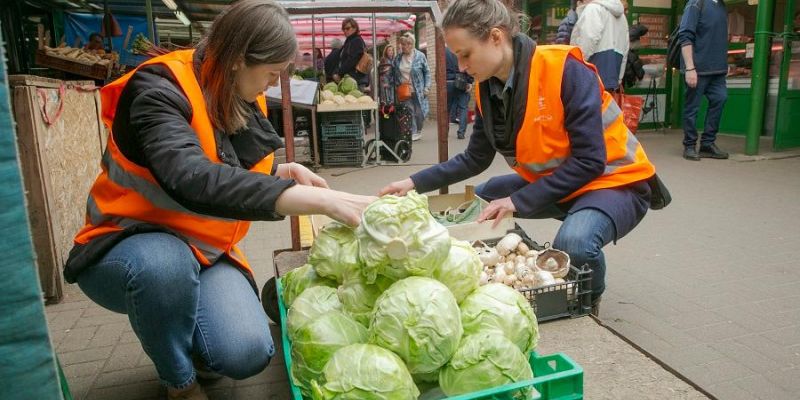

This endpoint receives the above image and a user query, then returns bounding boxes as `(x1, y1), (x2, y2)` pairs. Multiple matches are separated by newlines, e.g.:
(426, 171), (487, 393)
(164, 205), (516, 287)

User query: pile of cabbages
(282, 191), (539, 399)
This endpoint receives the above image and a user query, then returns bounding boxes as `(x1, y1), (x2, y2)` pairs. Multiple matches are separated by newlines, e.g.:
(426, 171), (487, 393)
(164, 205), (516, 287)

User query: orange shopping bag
(618, 92), (644, 134)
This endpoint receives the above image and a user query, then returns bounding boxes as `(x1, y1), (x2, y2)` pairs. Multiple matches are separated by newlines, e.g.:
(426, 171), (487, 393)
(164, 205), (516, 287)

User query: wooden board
(12, 76), (105, 302)
(316, 101), (377, 112)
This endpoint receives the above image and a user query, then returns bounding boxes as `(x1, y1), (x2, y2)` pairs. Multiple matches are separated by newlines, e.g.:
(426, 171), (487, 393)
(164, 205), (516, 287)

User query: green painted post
(145, 0), (155, 42)
(745, 0), (775, 155)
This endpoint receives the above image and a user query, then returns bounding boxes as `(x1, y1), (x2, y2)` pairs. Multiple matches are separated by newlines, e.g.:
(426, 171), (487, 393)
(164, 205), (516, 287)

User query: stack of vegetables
(319, 75), (374, 106)
(282, 191), (539, 399)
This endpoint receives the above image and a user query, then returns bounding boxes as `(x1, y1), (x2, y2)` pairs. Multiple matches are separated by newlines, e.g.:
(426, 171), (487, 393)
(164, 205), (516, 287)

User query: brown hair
(199, 0), (297, 134)
(382, 45), (395, 59)
(441, 0), (528, 40)
(342, 17), (360, 34)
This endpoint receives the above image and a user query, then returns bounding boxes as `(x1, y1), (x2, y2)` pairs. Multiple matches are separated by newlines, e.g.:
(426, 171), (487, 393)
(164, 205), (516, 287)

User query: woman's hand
(277, 163), (329, 188)
(327, 192), (378, 227)
(333, 74), (341, 83)
(477, 197), (516, 228)
(379, 178), (415, 196)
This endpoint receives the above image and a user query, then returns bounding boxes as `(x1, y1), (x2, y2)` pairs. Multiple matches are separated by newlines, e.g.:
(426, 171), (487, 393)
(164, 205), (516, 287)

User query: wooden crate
(10, 75), (105, 303)
(35, 50), (112, 81)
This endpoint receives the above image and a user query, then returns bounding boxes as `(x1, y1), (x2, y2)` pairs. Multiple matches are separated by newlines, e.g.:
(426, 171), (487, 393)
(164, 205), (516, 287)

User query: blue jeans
(683, 73), (727, 148)
(447, 81), (469, 136)
(476, 174), (617, 298)
(76, 233), (274, 389)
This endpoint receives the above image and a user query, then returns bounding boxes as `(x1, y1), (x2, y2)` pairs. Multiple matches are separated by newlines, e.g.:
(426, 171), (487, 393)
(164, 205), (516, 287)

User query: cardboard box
(311, 186), (514, 242)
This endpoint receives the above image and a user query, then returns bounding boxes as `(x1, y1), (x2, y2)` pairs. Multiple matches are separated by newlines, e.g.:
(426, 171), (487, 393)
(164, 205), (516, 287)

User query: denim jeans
(447, 81), (469, 136)
(476, 174), (617, 298)
(683, 73), (728, 148)
(76, 232), (274, 389)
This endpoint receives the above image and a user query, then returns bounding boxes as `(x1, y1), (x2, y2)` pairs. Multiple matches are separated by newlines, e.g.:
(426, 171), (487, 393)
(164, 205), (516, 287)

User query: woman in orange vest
(65, 1), (375, 399)
(381, 0), (658, 314)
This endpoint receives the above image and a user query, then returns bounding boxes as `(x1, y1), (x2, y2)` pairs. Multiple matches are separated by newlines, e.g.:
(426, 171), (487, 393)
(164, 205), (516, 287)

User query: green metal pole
(745, 0), (775, 155)
(145, 0), (155, 42)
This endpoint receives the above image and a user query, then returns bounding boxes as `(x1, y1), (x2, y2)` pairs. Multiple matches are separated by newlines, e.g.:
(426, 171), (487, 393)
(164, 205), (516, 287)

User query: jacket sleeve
(128, 86), (296, 221)
(509, 57), (606, 217)
(571, 5), (604, 59)
(678, 0), (700, 46)
(410, 110), (495, 192)
(420, 52), (431, 90)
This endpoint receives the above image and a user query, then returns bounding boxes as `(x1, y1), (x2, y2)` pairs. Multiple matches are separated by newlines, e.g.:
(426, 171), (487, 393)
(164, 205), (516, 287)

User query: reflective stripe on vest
(74, 49), (274, 276)
(476, 45), (654, 202)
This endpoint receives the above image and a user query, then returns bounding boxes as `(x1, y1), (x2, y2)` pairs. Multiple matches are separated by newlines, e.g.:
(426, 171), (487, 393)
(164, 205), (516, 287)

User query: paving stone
(88, 321), (127, 348)
(681, 357), (757, 387)
(93, 366), (158, 389)
(63, 360), (105, 379)
(74, 313), (129, 328)
(683, 320), (753, 343)
(233, 383), (292, 400)
(58, 326), (99, 352)
(734, 334), (800, 368)
(48, 309), (84, 331)
(731, 374), (797, 400)
(765, 367), (800, 394)
(706, 382), (755, 400)
(104, 342), (147, 372)
(761, 325), (800, 348)
(708, 339), (782, 375)
(64, 374), (97, 400)
(85, 381), (162, 400)
(59, 345), (114, 365)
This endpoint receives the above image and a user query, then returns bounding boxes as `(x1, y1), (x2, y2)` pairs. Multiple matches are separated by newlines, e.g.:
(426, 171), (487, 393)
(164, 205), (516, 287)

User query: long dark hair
(199, 0), (297, 133)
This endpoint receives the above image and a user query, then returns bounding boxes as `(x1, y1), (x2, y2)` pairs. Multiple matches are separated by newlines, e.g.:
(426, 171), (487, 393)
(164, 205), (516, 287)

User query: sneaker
(457, 133), (465, 139)
(411, 133), (422, 141)
(590, 296), (602, 317)
(699, 143), (729, 159)
(682, 146), (700, 161)
(167, 382), (208, 400)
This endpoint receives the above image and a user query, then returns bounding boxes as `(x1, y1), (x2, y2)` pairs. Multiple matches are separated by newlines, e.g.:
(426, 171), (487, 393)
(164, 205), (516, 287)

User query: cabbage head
(291, 310), (368, 396)
(432, 239), (482, 303)
(439, 331), (534, 398)
(459, 283), (538, 354)
(369, 277), (462, 375)
(338, 75), (358, 94)
(287, 286), (342, 338)
(311, 344), (419, 400)
(323, 82), (339, 93)
(337, 272), (394, 327)
(309, 222), (362, 284)
(281, 264), (336, 308)
(356, 191), (451, 282)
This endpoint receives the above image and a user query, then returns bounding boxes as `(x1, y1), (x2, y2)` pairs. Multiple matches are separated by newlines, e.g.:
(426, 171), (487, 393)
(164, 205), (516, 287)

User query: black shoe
(457, 133), (465, 139)
(683, 146), (701, 161)
(590, 296), (602, 317)
(699, 144), (729, 159)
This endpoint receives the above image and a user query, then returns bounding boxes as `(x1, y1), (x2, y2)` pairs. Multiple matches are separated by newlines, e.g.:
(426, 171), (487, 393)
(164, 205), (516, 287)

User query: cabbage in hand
(311, 343), (419, 400)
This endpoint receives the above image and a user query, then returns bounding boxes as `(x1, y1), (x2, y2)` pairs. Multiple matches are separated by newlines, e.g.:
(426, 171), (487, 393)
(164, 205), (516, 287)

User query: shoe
(192, 354), (223, 381)
(590, 296), (602, 317)
(167, 382), (208, 400)
(683, 146), (700, 161)
(449, 120), (458, 126)
(457, 133), (465, 139)
(699, 143), (729, 159)
(411, 133), (422, 141)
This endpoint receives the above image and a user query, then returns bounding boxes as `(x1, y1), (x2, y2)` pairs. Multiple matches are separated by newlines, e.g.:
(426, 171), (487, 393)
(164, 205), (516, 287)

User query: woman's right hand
(326, 192), (378, 227)
(379, 178), (415, 196)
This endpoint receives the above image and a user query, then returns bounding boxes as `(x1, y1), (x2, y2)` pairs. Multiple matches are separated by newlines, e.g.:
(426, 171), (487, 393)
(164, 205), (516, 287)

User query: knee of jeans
(125, 234), (199, 290)
(213, 330), (274, 380)
(553, 232), (602, 267)
(474, 182), (489, 199)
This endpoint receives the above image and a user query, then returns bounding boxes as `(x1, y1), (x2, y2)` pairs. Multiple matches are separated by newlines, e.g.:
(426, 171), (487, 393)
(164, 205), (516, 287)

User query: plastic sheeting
(64, 12), (155, 52)
(0, 24), (62, 400)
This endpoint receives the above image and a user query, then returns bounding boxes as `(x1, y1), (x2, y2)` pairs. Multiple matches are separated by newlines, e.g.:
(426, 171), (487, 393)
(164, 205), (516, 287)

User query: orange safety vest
(476, 45), (655, 202)
(74, 49), (274, 277)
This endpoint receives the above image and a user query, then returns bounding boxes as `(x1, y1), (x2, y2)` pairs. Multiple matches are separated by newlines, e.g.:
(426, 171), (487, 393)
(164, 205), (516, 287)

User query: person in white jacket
(571, 0), (629, 91)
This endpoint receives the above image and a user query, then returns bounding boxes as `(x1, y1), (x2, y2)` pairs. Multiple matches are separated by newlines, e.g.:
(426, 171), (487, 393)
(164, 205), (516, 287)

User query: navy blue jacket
(678, 0), (729, 75)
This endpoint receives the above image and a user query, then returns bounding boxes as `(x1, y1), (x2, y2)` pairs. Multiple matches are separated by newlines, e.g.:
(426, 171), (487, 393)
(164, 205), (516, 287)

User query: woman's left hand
(477, 197), (516, 228)
(278, 163), (329, 188)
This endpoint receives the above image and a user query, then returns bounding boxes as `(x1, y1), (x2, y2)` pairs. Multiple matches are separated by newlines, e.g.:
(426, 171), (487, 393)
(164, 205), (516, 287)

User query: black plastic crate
(480, 228), (593, 322)
(319, 111), (364, 139)
(322, 151), (364, 166)
(319, 110), (362, 125)
(321, 137), (363, 152)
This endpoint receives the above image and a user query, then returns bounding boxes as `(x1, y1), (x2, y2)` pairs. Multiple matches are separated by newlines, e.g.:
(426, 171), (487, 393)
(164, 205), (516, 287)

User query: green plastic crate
(276, 279), (583, 400)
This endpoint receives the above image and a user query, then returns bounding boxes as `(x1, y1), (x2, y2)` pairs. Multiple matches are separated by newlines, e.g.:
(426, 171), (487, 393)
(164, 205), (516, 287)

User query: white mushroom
(516, 242), (530, 255)
(495, 233), (523, 256)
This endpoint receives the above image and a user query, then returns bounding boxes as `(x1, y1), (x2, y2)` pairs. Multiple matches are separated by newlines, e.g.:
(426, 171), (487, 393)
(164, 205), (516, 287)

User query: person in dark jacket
(65, 2), (375, 399)
(333, 17), (368, 87)
(324, 38), (343, 82)
(381, 0), (657, 314)
(678, 0), (729, 160)
(554, 2), (578, 45)
(446, 47), (474, 139)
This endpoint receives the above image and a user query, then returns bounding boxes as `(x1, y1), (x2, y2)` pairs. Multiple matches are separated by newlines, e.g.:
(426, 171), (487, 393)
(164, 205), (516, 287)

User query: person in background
(324, 38), (343, 82)
(65, 1), (375, 399)
(554, 0), (579, 44)
(677, 0), (729, 160)
(84, 32), (105, 52)
(314, 48), (325, 73)
(794, 11), (800, 33)
(333, 17), (368, 87)
(570, 0), (629, 92)
(445, 46), (473, 139)
(623, 23), (648, 88)
(381, 0), (656, 315)
(394, 33), (431, 141)
(378, 45), (397, 105)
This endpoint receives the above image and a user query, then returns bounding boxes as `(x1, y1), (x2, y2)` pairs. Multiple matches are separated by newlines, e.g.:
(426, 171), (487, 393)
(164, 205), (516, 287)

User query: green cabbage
(337, 273), (394, 327)
(338, 75), (358, 94)
(459, 283), (539, 354)
(291, 310), (368, 396)
(369, 277), (462, 375)
(309, 222), (362, 284)
(323, 82), (339, 93)
(281, 264), (336, 308)
(432, 239), (482, 303)
(311, 343), (419, 400)
(356, 191), (451, 282)
(349, 89), (364, 98)
(287, 286), (342, 338)
(439, 332), (534, 398)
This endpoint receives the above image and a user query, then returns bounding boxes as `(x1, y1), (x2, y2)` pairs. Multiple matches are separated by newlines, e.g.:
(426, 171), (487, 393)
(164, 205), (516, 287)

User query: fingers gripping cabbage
(369, 277), (462, 375)
(291, 311), (368, 396)
(309, 222), (362, 284)
(459, 283), (539, 354)
(281, 264), (337, 308)
(439, 332), (534, 398)
(287, 286), (342, 338)
(311, 344), (419, 400)
(356, 191), (451, 282)
(432, 239), (482, 303)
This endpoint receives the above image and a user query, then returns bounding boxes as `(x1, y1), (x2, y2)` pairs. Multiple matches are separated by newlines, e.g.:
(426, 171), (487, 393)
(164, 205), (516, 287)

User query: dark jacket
(555, 9), (578, 45)
(411, 35), (650, 240)
(445, 48), (474, 86)
(324, 47), (342, 81)
(64, 54), (295, 281)
(336, 33), (368, 86)
(678, 0), (728, 75)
